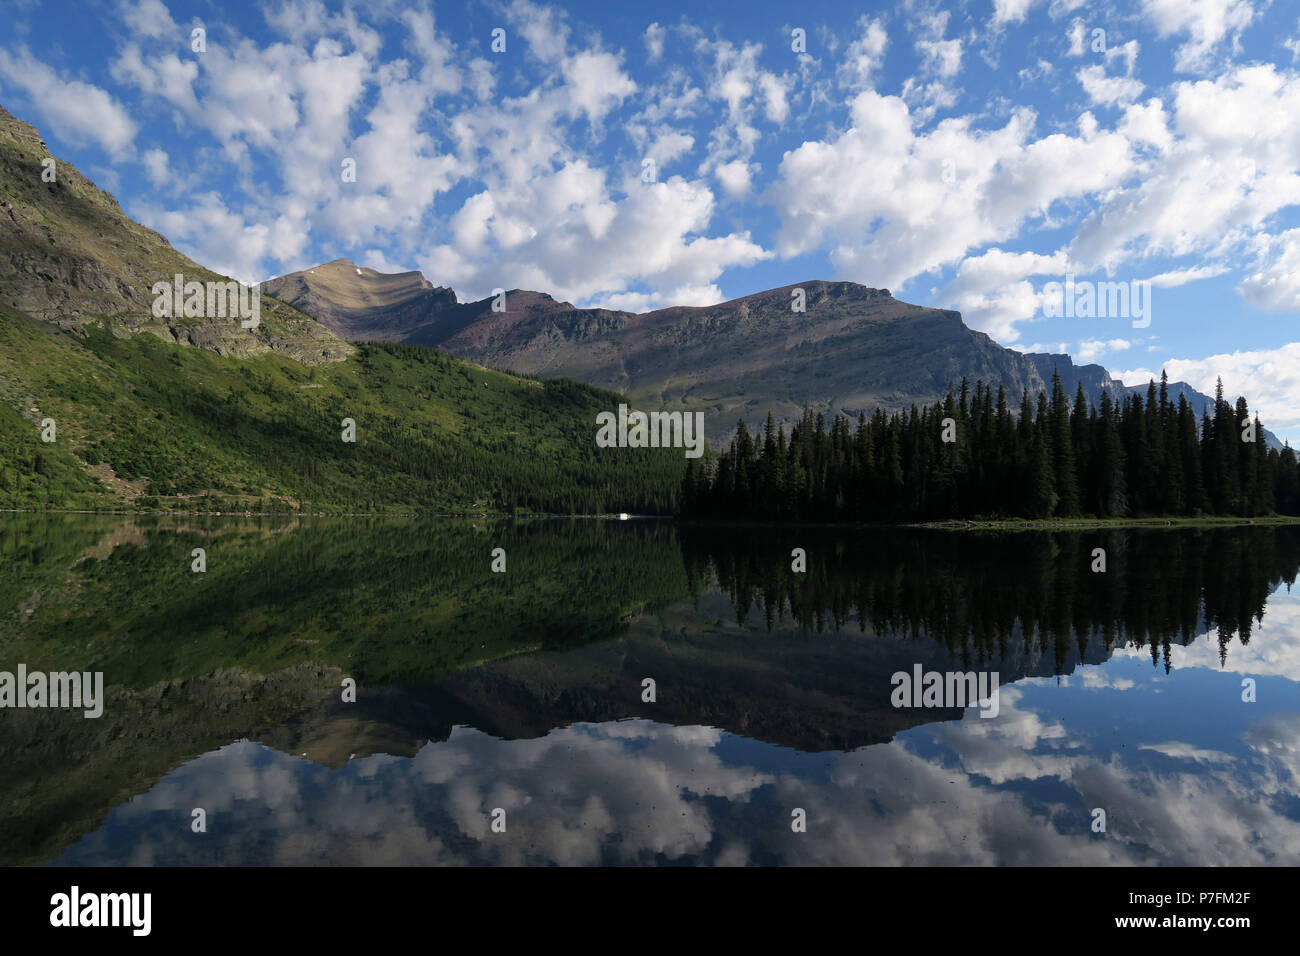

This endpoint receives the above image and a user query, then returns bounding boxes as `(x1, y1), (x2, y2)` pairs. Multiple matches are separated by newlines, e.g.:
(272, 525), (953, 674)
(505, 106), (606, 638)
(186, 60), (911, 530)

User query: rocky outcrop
(0, 104), (352, 365)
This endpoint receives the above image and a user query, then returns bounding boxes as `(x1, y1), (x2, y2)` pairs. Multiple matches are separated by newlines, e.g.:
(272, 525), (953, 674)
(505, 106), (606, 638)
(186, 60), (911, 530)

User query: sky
(2, 0), (1299, 439)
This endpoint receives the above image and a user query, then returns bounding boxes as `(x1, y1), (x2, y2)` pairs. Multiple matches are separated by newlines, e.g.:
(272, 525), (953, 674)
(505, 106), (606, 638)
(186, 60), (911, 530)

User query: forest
(681, 372), (1300, 521)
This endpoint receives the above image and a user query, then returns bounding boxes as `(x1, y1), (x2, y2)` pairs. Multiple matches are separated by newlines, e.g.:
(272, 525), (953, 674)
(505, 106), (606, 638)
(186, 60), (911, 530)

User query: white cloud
(0, 47), (137, 157)
(692, 37), (789, 191)
(1077, 40), (1144, 106)
(1116, 98), (1173, 149)
(715, 160), (753, 197)
(1078, 65), (1145, 106)
(646, 130), (695, 166)
(119, 0), (178, 39)
(644, 22), (665, 63)
(561, 51), (636, 124)
(1146, 264), (1228, 286)
(1239, 228), (1300, 311)
(940, 248), (1071, 340)
(758, 72), (791, 123)
(400, 8), (465, 96)
(509, 0), (570, 65)
(262, 0), (382, 56)
(141, 148), (170, 187)
(903, 9), (964, 121)
(1141, 0), (1256, 72)
(422, 173), (771, 305)
(838, 17), (888, 92)
(771, 91), (1133, 311)
(1071, 66), (1300, 274)
(1076, 338), (1133, 361)
(992, 0), (1040, 26)
(450, 190), (496, 253)
(1139, 741), (1233, 762)
(134, 191), (310, 281)
(111, 45), (201, 117)
(1287, 27), (1300, 63)
(914, 11), (963, 79)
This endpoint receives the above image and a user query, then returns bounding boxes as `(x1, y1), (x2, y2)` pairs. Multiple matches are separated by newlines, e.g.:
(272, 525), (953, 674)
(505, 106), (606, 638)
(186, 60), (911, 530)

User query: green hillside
(0, 307), (682, 514)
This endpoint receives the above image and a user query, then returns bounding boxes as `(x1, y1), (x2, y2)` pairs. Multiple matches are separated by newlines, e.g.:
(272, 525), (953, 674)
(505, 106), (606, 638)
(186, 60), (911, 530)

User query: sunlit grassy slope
(0, 307), (683, 514)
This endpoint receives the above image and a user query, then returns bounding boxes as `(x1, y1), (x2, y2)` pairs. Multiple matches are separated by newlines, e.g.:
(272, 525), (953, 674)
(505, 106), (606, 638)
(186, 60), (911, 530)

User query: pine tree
(682, 381), (1292, 521)
(1049, 371), (1080, 515)
(1029, 428), (1058, 518)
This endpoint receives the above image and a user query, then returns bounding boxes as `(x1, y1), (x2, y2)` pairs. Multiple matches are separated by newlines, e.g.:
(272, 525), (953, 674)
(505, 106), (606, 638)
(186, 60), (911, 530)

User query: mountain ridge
(266, 260), (1269, 444)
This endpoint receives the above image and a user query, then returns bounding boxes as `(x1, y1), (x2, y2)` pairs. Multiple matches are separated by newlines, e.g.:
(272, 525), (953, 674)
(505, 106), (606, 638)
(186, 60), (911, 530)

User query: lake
(3, 516), (1298, 865)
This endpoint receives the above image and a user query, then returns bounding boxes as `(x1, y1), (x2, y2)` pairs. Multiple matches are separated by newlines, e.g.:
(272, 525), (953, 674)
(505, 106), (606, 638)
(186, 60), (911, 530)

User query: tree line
(680, 371), (1300, 521)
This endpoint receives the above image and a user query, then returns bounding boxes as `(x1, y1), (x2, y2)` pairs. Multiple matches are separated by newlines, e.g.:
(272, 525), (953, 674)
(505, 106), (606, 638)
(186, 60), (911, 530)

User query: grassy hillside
(0, 307), (683, 514)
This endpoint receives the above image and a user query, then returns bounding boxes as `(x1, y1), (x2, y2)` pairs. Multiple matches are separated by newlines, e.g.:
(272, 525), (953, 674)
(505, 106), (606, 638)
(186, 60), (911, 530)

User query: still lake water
(2, 516), (1299, 866)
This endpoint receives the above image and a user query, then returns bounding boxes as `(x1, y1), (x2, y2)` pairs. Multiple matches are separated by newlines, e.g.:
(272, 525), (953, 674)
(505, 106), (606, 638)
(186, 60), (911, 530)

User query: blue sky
(3, 0), (1300, 438)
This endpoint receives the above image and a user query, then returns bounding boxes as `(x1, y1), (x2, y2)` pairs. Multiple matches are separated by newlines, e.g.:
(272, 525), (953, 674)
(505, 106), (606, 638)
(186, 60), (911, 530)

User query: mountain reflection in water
(2, 516), (1298, 865)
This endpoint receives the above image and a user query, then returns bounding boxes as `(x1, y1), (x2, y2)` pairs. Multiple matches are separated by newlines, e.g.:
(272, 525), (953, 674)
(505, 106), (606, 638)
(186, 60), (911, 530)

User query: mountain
(0, 104), (682, 514)
(260, 257), (457, 342)
(0, 105), (348, 365)
(267, 261), (1272, 445)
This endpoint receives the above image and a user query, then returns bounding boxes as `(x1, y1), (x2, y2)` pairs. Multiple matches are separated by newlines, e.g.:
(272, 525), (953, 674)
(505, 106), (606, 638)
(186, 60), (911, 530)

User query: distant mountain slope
(268, 261), (1273, 444)
(260, 257), (456, 342)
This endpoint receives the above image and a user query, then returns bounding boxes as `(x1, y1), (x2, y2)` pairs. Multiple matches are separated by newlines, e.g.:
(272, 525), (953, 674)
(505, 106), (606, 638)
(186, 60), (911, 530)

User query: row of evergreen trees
(680, 372), (1300, 521)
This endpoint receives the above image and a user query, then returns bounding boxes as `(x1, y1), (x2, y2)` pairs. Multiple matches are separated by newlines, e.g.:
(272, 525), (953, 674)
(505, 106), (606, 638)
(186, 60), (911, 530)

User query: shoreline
(4, 508), (1299, 530)
(676, 515), (1300, 531)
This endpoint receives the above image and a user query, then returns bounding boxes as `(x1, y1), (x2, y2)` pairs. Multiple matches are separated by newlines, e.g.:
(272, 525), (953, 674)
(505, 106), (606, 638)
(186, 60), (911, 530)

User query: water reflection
(2, 517), (1297, 865)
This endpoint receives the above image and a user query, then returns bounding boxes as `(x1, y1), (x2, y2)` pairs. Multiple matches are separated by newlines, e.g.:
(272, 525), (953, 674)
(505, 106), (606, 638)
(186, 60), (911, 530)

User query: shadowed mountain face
(266, 261), (1237, 442)
(0, 104), (349, 365)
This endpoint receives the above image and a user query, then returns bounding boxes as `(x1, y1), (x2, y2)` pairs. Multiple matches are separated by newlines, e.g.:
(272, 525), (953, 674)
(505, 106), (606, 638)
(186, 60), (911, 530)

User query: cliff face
(444, 280), (1059, 430)
(263, 268), (1098, 439)
(0, 104), (351, 365)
